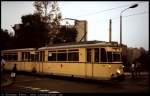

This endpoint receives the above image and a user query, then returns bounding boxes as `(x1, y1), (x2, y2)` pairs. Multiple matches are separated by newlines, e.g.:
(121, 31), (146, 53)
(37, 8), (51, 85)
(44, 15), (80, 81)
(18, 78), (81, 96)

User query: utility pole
(120, 4), (138, 46)
(109, 19), (112, 42)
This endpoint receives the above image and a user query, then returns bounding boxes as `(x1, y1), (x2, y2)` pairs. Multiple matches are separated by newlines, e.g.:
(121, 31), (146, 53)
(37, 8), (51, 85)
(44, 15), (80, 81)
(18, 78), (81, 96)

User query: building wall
(75, 20), (87, 42)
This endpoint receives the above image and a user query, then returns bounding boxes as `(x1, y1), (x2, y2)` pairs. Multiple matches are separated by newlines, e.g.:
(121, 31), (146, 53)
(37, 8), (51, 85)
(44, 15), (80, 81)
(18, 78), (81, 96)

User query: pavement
(1, 72), (149, 88)
(1, 73), (13, 87)
(1, 79), (13, 87)
(124, 72), (149, 76)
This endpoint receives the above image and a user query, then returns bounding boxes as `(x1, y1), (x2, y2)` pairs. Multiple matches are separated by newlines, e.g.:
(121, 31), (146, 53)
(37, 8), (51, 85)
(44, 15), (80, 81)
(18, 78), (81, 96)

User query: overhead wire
(75, 2), (146, 18)
(88, 11), (148, 24)
(63, 2), (148, 25)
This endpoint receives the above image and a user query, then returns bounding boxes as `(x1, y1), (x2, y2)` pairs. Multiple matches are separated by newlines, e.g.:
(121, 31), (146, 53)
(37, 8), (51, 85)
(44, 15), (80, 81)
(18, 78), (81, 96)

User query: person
(1, 57), (6, 73)
(130, 63), (136, 79)
(11, 64), (17, 81)
(136, 62), (142, 78)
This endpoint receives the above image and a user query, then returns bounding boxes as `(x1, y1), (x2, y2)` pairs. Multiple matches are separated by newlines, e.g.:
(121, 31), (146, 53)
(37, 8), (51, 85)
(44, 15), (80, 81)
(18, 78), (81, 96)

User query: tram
(1, 41), (125, 80)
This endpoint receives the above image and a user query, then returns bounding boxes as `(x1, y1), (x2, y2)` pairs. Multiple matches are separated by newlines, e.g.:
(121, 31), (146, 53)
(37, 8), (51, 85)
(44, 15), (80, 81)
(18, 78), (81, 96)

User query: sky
(1, 1), (149, 50)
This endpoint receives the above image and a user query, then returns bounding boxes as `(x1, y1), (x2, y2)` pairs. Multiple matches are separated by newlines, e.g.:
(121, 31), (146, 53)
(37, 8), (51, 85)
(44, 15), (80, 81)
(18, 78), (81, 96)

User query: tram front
(106, 47), (125, 81)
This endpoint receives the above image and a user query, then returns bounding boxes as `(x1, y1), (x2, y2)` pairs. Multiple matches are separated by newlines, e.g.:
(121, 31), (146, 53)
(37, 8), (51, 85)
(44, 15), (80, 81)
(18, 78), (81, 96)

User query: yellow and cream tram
(1, 41), (125, 80)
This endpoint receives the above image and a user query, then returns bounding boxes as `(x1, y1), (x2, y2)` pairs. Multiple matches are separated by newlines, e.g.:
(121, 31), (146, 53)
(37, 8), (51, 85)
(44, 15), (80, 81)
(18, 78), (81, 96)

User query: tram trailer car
(1, 41), (125, 81)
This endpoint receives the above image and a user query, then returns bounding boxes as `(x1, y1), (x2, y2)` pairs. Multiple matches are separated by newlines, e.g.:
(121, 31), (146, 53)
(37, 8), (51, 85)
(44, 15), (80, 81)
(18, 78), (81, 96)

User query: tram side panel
(4, 61), (15, 71)
(42, 48), (86, 77)
(61, 63), (85, 77)
(37, 62), (44, 73)
(85, 64), (93, 78)
(84, 64), (111, 80)
(59, 48), (86, 77)
(24, 62), (35, 72)
(78, 48), (87, 77)
(43, 62), (62, 74)
(93, 64), (112, 80)
(42, 62), (84, 77)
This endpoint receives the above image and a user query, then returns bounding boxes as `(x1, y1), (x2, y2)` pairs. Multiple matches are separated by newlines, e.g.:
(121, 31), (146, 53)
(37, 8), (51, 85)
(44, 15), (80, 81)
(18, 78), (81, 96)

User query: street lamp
(120, 4), (138, 46)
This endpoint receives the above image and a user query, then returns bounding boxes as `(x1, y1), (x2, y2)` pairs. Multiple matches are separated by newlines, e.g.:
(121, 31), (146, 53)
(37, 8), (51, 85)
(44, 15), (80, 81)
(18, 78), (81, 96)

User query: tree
(12, 13), (77, 48)
(125, 47), (149, 71)
(33, 1), (43, 16)
(53, 26), (77, 44)
(33, 1), (77, 45)
(138, 47), (149, 71)
(0, 29), (13, 50)
(33, 1), (49, 17)
(12, 14), (49, 48)
(11, 1), (77, 49)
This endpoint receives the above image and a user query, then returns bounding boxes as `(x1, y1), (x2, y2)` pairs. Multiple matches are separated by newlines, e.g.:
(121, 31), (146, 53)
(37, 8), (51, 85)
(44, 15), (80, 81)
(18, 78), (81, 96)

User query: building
(75, 20), (87, 42)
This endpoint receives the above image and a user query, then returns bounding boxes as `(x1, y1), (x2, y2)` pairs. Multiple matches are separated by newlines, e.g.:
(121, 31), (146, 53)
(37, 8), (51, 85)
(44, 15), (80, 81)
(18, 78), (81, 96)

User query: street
(1, 72), (149, 94)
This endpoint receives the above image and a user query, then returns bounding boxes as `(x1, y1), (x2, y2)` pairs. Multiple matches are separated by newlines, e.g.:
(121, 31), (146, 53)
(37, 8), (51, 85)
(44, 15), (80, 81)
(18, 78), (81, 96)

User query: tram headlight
(119, 65), (124, 69)
(116, 69), (121, 74)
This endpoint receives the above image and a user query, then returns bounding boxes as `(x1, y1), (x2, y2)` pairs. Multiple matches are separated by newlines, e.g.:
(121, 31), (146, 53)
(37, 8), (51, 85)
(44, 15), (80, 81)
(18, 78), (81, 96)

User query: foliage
(33, 1), (51, 16)
(11, 13), (77, 48)
(0, 29), (13, 50)
(138, 47), (149, 70)
(12, 14), (49, 49)
(53, 26), (77, 44)
(123, 47), (149, 71)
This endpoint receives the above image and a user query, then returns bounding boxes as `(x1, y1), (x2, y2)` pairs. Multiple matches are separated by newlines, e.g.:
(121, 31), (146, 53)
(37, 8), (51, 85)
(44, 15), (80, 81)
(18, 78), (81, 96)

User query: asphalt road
(1, 72), (149, 94)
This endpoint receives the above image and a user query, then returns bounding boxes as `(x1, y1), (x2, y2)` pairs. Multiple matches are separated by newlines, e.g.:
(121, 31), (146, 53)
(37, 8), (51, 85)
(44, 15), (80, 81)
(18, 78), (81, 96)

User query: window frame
(48, 49), (79, 62)
(3, 52), (18, 61)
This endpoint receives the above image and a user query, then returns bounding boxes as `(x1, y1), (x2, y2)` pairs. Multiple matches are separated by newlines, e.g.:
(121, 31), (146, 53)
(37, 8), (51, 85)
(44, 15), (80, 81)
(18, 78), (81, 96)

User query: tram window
(87, 49), (92, 63)
(3, 55), (7, 60)
(25, 52), (29, 61)
(31, 54), (35, 61)
(113, 53), (121, 62)
(3, 53), (18, 61)
(57, 53), (67, 61)
(22, 52), (30, 61)
(40, 51), (45, 61)
(28, 52), (30, 61)
(107, 52), (112, 62)
(48, 52), (56, 61)
(4, 55), (8, 60)
(25, 52), (28, 60)
(94, 48), (99, 62)
(13, 54), (18, 60)
(8, 54), (13, 60)
(22, 52), (24, 61)
(101, 48), (107, 62)
(68, 52), (79, 61)
(7, 55), (10, 60)
(35, 52), (39, 61)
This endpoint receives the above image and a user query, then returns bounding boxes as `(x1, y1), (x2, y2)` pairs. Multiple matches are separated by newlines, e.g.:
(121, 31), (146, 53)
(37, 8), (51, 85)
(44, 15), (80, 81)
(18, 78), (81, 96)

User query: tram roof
(39, 41), (119, 50)
(2, 41), (119, 52)
(2, 48), (36, 52)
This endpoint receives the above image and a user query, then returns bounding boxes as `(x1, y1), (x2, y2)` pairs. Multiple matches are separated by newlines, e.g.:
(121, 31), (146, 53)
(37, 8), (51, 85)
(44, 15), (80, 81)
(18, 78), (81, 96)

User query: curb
(1, 79), (13, 87)
(124, 72), (149, 75)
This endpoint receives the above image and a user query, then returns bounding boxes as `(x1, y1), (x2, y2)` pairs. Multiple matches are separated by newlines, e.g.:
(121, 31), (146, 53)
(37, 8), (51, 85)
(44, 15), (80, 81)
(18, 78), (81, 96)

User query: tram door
(38, 51), (44, 73)
(86, 48), (94, 78)
(86, 48), (100, 78)
(33, 51), (44, 73)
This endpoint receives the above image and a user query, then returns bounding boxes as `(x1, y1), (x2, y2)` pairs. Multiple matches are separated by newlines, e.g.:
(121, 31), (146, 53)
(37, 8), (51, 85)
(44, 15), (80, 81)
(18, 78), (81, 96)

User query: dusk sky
(1, 1), (149, 50)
